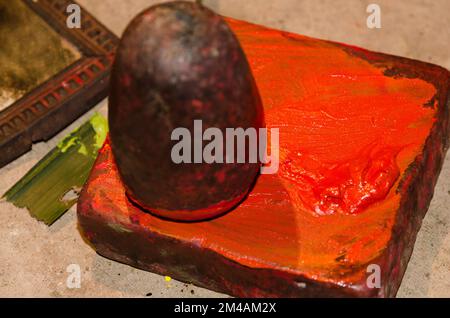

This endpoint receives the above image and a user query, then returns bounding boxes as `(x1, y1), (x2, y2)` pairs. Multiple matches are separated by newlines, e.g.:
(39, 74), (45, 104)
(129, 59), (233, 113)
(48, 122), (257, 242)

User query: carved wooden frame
(0, 0), (118, 168)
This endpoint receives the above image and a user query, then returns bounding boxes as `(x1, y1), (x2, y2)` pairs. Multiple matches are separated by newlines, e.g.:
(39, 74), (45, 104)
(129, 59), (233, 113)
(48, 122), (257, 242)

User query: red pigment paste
(279, 145), (400, 215)
(227, 17), (436, 218)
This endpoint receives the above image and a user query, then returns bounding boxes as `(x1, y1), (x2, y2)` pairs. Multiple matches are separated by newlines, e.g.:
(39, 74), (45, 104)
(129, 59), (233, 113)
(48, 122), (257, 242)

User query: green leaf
(3, 113), (108, 225)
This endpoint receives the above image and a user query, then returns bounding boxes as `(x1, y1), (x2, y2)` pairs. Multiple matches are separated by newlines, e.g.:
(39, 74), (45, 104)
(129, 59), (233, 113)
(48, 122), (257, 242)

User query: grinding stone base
(77, 18), (449, 298)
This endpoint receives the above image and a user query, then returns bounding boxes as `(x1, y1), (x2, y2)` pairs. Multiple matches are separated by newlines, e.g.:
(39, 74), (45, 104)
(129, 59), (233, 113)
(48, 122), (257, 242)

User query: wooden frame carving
(0, 0), (119, 168)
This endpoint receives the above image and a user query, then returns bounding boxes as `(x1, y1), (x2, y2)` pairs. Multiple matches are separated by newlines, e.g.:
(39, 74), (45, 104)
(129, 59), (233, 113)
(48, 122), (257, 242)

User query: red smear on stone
(280, 145), (401, 215)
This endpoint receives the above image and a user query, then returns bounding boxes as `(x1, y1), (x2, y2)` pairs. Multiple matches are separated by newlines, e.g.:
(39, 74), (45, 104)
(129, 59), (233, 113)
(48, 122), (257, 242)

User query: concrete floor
(0, 0), (449, 297)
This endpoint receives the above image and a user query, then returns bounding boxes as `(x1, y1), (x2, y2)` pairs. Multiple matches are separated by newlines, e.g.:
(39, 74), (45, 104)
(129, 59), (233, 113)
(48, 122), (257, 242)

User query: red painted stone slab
(77, 18), (450, 297)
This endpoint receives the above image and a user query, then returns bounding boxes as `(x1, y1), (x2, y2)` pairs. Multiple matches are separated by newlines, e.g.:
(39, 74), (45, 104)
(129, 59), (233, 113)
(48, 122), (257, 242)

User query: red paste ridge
(279, 145), (401, 215)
